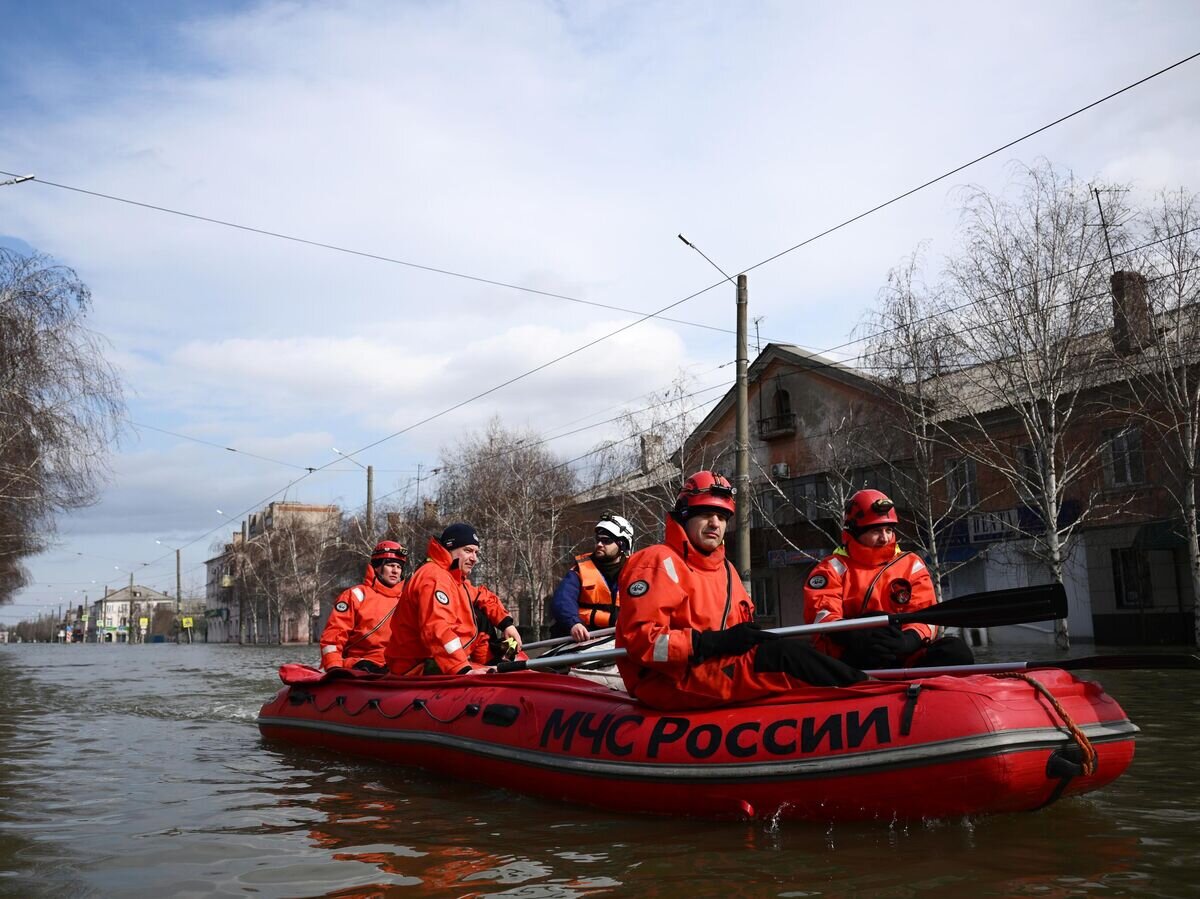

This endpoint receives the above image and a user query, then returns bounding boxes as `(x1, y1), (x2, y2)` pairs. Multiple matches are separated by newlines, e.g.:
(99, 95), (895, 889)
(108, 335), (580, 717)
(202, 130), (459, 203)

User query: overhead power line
(0, 171), (791, 344)
(738, 50), (1200, 278)
(6, 53), (1196, 351)
(14, 50), (1198, 593)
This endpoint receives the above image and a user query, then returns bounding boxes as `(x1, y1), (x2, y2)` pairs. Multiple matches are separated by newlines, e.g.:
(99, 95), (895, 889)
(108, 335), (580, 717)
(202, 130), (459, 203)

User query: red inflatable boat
(257, 664), (1136, 822)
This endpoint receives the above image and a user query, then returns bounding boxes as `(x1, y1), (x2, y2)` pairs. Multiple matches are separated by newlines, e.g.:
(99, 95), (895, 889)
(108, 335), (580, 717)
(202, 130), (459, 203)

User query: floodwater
(0, 642), (1197, 898)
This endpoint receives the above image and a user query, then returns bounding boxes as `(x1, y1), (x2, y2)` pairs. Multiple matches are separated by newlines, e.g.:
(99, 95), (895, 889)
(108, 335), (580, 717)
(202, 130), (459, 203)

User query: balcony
(757, 412), (797, 440)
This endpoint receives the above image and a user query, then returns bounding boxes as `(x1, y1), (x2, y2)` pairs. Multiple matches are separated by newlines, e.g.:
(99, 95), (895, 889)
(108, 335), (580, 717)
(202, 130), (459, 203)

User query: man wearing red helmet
(319, 540), (408, 673)
(385, 523), (524, 676)
(616, 471), (866, 710)
(803, 489), (974, 669)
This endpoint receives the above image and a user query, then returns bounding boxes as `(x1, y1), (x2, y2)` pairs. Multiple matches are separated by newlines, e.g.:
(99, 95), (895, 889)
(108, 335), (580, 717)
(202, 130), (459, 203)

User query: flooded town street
(1, 642), (1198, 898)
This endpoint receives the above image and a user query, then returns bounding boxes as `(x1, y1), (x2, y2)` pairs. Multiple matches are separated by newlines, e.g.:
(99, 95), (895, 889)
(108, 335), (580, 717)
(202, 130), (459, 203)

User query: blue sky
(2, 1), (1199, 622)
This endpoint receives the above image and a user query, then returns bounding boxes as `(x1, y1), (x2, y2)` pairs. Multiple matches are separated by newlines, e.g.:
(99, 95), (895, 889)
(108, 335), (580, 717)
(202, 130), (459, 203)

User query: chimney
(640, 434), (666, 474)
(1111, 271), (1151, 356)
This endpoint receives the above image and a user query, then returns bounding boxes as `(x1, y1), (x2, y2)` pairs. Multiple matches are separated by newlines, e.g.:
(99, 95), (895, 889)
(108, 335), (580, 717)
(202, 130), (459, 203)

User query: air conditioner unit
(770, 462), (790, 479)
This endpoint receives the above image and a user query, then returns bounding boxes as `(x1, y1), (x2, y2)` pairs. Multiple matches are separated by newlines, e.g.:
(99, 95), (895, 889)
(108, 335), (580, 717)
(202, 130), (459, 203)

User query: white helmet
(596, 513), (634, 553)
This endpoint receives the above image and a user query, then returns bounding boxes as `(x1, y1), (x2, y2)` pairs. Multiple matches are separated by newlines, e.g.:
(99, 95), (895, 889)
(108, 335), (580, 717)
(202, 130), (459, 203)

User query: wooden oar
(867, 653), (1200, 679)
(523, 627), (616, 652)
(497, 582), (1067, 673)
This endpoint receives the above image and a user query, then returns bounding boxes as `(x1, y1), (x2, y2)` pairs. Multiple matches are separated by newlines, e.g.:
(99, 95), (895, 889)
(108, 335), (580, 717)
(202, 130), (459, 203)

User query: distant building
(89, 584), (175, 643)
(205, 501), (343, 643)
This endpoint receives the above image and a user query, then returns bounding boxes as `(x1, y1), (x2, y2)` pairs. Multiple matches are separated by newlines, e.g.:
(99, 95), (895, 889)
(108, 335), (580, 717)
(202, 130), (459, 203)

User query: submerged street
(0, 642), (1197, 897)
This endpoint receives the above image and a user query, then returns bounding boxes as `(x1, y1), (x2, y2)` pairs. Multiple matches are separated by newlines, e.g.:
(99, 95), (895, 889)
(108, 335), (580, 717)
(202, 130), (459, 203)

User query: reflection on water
(0, 643), (1197, 897)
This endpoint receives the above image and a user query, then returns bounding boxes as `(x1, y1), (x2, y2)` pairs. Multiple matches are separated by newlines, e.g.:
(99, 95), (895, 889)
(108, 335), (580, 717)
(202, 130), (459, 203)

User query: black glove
(692, 623), (777, 662)
(865, 625), (923, 660)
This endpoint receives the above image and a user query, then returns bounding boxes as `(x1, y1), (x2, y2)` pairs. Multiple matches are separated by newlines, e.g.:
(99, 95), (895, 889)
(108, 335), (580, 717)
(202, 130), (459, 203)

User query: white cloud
(4, 0), (1200, 620)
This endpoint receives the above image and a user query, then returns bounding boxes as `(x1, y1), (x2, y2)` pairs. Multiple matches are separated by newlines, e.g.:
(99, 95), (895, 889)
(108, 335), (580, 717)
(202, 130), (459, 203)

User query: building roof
(96, 584), (173, 603)
(688, 343), (887, 440)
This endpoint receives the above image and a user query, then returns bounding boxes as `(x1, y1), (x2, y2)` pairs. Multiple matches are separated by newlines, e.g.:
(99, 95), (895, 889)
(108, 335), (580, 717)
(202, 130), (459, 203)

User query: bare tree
(436, 418), (577, 633)
(228, 509), (354, 643)
(856, 251), (986, 599)
(1110, 189), (1200, 646)
(0, 249), (124, 605)
(937, 162), (1127, 647)
(584, 372), (729, 545)
(750, 408), (876, 555)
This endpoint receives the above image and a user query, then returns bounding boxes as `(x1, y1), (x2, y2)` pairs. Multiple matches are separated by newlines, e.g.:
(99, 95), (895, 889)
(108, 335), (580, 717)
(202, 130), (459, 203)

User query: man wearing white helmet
(550, 512), (634, 642)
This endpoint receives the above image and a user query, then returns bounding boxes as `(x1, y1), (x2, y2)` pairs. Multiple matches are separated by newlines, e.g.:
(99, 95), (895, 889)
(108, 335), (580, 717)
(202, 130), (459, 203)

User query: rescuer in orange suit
(803, 489), (975, 669)
(549, 513), (635, 642)
(616, 471), (866, 710)
(385, 523), (523, 676)
(318, 540), (408, 673)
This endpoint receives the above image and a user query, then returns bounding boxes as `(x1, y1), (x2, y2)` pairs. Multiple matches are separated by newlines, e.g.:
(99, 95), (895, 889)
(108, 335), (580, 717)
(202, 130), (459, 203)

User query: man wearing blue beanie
(386, 523), (523, 675)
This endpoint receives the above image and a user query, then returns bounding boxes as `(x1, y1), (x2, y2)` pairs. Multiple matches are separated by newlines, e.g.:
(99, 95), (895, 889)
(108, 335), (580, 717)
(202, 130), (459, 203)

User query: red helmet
(370, 540), (408, 566)
(843, 489), (898, 532)
(675, 471), (736, 517)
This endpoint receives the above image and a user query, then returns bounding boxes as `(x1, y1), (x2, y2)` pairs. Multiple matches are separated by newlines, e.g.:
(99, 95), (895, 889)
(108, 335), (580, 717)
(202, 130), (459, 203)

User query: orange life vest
(574, 554), (618, 629)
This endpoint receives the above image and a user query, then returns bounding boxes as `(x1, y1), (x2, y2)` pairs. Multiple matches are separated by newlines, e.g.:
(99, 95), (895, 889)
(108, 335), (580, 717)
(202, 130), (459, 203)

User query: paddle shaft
(503, 614), (913, 671)
(524, 627), (616, 651)
(498, 583), (1066, 673)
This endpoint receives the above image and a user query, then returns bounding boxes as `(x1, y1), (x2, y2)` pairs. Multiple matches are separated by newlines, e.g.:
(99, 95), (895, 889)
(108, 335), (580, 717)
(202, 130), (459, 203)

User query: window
(1016, 445), (1039, 500)
(850, 466), (898, 500)
(1103, 427), (1145, 488)
(774, 388), (792, 417)
(752, 489), (778, 528)
(787, 475), (829, 521)
(945, 457), (978, 509)
(1111, 548), (1152, 608)
(752, 577), (778, 620)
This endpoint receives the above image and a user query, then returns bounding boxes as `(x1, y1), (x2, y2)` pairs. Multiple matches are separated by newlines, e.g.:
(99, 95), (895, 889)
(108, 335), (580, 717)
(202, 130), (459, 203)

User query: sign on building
(968, 509), (1021, 543)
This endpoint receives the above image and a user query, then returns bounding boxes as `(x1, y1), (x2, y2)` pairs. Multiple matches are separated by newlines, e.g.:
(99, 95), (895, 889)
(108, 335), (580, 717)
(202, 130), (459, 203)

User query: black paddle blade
(897, 582), (1067, 629)
(1032, 653), (1200, 672)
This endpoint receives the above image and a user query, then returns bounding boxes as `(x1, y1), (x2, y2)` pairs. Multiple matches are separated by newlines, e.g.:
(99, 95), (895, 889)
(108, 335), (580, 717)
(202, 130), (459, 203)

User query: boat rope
(998, 672), (1097, 776)
(412, 698), (479, 724)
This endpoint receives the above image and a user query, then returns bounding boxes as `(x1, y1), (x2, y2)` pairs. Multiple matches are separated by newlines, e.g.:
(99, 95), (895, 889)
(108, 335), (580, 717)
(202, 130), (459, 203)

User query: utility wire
(6, 53), (1195, 353)
(20, 51), (1200, 593)
(129, 419), (314, 470)
(738, 50), (1200, 278)
(50, 218), (1200, 592)
(0, 170), (792, 345)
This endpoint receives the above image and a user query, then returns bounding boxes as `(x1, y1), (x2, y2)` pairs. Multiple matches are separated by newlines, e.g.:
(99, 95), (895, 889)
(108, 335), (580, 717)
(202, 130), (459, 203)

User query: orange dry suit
(802, 539), (937, 662)
(385, 538), (515, 676)
(318, 563), (404, 670)
(616, 516), (858, 710)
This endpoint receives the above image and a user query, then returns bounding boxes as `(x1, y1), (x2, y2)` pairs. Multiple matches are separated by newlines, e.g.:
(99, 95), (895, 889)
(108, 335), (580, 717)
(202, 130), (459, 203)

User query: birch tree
(582, 372), (726, 545)
(939, 162), (1126, 647)
(856, 252), (984, 599)
(1111, 189), (1200, 646)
